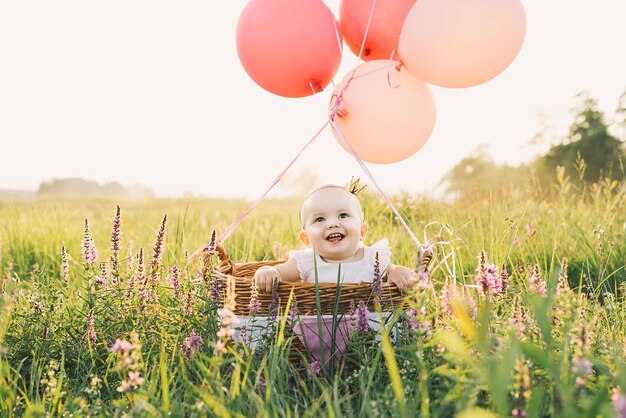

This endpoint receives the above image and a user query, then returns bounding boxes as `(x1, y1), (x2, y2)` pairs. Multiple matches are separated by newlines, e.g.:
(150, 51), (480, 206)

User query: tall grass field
(1, 176), (625, 417)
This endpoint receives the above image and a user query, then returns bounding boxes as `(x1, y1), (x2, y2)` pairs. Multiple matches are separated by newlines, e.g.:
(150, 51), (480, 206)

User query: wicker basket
(212, 245), (404, 316)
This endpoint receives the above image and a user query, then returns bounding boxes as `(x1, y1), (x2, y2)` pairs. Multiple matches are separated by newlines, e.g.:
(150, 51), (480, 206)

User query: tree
(441, 145), (528, 199)
(536, 92), (625, 183)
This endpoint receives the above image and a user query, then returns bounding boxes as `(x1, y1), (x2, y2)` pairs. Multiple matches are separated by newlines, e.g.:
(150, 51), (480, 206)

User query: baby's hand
(253, 266), (281, 294)
(387, 265), (416, 292)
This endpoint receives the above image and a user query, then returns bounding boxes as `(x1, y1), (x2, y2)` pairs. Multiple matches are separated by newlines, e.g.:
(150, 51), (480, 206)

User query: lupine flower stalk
(407, 306), (430, 335)
(60, 245), (70, 282)
(553, 258), (576, 328)
(372, 251), (382, 302)
(571, 312), (594, 357)
(86, 309), (96, 343)
(528, 265), (547, 296)
(509, 294), (531, 339)
(611, 387), (626, 418)
(248, 277), (261, 314)
(440, 277), (455, 316)
(499, 264), (509, 293)
(110, 205), (122, 274)
(81, 219), (99, 264)
(146, 215), (167, 305)
(149, 214), (167, 273)
(202, 230), (217, 282)
(182, 287), (194, 316)
(94, 262), (107, 287)
(169, 266), (181, 299)
(355, 301), (370, 332)
(109, 333), (144, 393)
(126, 248), (144, 301)
(512, 358), (531, 417)
(268, 277), (280, 321)
(474, 251), (506, 295)
(556, 257), (570, 294)
(216, 276), (238, 352)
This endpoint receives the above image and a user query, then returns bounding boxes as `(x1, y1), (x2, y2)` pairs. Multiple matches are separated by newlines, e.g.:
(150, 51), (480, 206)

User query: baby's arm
(253, 255), (301, 293)
(386, 263), (416, 291)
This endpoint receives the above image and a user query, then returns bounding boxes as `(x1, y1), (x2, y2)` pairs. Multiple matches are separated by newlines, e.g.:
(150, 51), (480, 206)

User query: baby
(253, 183), (416, 292)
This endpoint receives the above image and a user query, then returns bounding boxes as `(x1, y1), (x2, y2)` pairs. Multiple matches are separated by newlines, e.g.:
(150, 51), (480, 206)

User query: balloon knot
(309, 80), (324, 94)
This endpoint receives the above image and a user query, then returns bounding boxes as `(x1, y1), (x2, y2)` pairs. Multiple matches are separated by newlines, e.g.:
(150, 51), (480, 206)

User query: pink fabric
(295, 317), (355, 365)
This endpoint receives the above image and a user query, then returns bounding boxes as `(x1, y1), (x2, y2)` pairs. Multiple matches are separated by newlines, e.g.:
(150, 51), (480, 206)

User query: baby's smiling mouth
(326, 233), (344, 243)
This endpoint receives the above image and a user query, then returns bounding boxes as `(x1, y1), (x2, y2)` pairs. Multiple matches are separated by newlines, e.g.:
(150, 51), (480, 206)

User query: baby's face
(299, 187), (367, 261)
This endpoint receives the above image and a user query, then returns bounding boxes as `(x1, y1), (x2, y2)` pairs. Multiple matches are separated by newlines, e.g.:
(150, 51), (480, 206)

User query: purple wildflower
(238, 326), (249, 346)
(257, 377), (266, 394)
(308, 360), (321, 379)
(60, 245), (70, 282)
(169, 266), (181, 299)
(182, 330), (204, 357)
(440, 278), (454, 316)
(111, 205), (122, 264)
(289, 302), (299, 324)
(94, 262), (108, 287)
(209, 276), (221, 303)
(355, 301), (370, 332)
(528, 265), (546, 296)
(556, 257), (570, 295)
(182, 288), (193, 316)
(248, 278), (261, 314)
(372, 251), (382, 301)
(475, 250), (501, 295)
(129, 248), (145, 300)
(571, 356), (593, 376)
(149, 214), (167, 273)
(407, 306), (430, 334)
(216, 277), (238, 353)
(612, 387), (626, 418)
(416, 270), (430, 291)
(268, 278), (280, 321)
(81, 219), (99, 264)
(499, 264), (509, 293)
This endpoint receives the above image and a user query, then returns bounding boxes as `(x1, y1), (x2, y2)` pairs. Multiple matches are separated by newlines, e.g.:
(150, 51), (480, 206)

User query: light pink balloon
(328, 60), (436, 164)
(339, 0), (415, 61)
(236, 0), (343, 98)
(398, 0), (526, 88)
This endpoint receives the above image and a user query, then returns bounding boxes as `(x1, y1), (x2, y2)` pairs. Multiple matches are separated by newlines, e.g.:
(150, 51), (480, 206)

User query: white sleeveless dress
(290, 238), (391, 284)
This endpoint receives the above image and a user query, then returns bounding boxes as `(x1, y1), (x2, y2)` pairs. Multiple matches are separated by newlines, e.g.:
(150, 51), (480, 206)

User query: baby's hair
(299, 179), (367, 227)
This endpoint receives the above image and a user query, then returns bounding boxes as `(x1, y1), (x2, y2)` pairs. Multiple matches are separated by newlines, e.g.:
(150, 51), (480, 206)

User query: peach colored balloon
(339, 0), (415, 61)
(398, 0), (526, 88)
(328, 60), (436, 164)
(236, 0), (343, 98)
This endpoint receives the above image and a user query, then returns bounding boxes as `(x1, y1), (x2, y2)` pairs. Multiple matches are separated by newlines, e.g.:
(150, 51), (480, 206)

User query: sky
(1, 0), (625, 199)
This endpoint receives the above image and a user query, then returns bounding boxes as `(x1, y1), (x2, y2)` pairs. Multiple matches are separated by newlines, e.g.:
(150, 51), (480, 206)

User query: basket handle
(213, 244), (235, 275)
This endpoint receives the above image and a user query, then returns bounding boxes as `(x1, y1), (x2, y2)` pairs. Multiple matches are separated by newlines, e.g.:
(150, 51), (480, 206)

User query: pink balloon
(328, 60), (436, 164)
(398, 0), (526, 88)
(339, 0), (415, 61)
(236, 0), (343, 98)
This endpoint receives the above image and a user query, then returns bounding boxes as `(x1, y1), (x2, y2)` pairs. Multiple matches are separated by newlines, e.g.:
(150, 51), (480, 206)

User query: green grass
(0, 177), (625, 417)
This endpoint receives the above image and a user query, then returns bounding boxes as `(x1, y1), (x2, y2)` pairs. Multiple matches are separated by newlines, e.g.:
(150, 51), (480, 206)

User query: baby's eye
(314, 217), (325, 223)
(339, 213), (349, 219)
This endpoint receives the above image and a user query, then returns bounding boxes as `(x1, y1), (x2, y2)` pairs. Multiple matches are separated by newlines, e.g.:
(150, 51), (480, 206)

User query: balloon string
(329, 0), (380, 121)
(329, 120), (422, 248)
(184, 120), (329, 275)
(357, 0), (378, 61)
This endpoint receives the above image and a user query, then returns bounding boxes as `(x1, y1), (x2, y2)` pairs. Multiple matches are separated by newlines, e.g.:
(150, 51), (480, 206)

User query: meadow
(1, 175), (625, 417)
